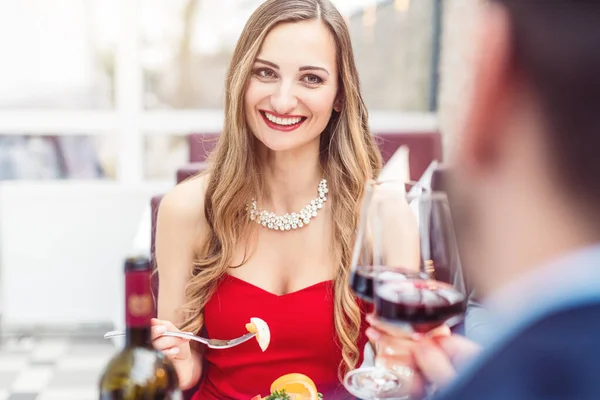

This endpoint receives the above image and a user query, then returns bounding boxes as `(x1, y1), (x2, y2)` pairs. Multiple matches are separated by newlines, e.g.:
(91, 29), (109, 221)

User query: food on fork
(245, 317), (271, 352)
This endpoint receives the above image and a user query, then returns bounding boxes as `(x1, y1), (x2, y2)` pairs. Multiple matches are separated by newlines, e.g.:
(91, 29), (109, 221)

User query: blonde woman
(152, 0), (417, 398)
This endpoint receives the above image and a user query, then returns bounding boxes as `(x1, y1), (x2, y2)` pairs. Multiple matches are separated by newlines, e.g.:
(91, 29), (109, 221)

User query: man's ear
(458, 1), (514, 171)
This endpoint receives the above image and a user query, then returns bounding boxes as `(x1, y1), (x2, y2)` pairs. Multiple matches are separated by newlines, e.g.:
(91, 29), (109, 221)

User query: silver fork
(103, 330), (257, 350)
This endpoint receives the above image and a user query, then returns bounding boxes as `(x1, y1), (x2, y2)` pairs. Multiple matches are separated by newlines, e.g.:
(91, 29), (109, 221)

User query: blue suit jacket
(438, 301), (600, 400)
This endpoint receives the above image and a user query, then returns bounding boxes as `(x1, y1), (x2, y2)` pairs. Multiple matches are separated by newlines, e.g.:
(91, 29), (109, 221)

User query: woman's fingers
(151, 318), (179, 331)
(162, 347), (181, 359)
(153, 336), (185, 350)
(151, 318), (188, 340)
(150, 318), (192, 360)
(153, 336), (191, 360)
(151, 324), (167, 339)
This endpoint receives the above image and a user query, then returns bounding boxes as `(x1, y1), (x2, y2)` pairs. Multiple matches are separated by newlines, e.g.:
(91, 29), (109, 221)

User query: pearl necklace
(249, 179), (328, 231)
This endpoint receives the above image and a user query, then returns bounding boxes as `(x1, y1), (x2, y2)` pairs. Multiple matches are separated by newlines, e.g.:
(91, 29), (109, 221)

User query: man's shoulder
(440, 301), (600, 400)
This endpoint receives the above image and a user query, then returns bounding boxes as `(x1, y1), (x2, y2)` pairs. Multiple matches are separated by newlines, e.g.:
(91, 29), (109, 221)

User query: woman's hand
(151, 318), (192, 362)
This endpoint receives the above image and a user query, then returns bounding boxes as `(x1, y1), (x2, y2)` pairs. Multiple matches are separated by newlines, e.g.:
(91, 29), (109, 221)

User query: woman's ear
(333, 97), (343, 112)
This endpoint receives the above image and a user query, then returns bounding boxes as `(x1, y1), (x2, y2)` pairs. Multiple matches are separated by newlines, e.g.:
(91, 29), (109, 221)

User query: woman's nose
(269, 82), (298, 115)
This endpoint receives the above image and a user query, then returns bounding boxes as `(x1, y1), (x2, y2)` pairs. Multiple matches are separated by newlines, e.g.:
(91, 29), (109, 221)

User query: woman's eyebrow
(255, 58), (330, 76)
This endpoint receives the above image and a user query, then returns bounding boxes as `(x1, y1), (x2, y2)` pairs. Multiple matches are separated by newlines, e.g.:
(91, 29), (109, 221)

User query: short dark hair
(493, 0), (600, 205)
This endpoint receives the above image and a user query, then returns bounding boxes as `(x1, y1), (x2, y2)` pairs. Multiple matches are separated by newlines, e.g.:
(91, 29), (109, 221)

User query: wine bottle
(99, 256), (181, 399)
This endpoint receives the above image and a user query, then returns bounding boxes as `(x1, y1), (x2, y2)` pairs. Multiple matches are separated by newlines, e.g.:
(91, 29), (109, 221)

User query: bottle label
(125, 270), (154, 327)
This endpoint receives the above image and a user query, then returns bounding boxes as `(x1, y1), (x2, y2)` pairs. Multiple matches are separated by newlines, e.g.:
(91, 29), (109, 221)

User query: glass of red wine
(373, 188), (466, 334)
(345, 179), (436, 400)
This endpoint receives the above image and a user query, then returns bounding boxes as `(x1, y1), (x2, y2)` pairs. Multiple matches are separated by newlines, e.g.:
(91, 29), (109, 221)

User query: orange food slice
(245, 317), (271, 352)
(270, 373), (319, 400)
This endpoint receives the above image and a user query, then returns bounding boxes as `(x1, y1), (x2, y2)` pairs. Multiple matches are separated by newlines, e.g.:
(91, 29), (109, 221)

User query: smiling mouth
(260, 111), (307, 132)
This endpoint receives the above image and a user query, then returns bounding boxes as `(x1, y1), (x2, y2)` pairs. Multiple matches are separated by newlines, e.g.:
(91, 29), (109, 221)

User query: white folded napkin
(378, 145), (410, 183)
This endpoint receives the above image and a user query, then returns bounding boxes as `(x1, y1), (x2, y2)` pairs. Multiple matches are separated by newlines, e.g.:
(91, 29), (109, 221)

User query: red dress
(192, 274), (371, 400)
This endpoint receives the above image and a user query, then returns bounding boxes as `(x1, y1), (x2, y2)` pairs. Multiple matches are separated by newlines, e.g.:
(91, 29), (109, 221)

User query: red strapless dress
(192, 274), (371, 400)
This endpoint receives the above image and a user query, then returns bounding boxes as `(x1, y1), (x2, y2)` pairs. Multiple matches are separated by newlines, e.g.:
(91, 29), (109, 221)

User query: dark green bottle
(99, 256), (181, 399)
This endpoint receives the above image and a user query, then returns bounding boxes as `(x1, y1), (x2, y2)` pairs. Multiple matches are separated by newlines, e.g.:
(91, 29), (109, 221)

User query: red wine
(350, 266), (374, 302)
(374, 279), (465, 333)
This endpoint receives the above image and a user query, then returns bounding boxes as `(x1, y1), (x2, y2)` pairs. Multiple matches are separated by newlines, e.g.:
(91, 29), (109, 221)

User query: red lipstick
(260, 110), (306, 132)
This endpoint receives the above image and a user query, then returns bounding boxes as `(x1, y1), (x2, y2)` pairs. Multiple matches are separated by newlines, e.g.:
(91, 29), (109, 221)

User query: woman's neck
(259, 148), (323, 214)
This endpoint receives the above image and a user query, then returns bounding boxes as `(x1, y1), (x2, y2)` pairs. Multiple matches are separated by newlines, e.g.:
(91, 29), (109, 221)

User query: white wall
(0, 180), (171, 331)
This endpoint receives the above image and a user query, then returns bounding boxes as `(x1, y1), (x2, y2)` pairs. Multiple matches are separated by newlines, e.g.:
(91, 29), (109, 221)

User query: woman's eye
(255, 68), (276, 78)
(302, 74), (324, 85)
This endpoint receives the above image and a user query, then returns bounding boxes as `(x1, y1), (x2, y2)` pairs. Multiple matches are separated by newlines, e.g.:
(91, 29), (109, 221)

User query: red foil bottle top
(125, 270), (154, 327)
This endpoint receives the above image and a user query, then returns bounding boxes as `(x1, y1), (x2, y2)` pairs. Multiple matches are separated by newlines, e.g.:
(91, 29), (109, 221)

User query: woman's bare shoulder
(158, 173), (210, 233)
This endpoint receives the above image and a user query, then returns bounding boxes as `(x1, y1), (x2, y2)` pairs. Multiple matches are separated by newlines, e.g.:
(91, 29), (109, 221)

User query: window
(0, 0), (437, 182)
(0, 0), (116, 110)
(142, 0), (438, 112)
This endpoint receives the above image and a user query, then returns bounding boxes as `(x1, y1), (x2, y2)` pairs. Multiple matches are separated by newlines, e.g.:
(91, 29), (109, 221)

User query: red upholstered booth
(186, 132), (442, 182)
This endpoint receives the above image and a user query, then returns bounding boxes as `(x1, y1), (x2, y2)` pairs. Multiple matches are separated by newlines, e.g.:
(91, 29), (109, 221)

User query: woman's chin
(256, 135), (306, 153)
(254, 131), (322, 155)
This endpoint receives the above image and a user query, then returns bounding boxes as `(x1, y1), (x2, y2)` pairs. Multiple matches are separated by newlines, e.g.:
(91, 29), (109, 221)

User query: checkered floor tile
(0, 335), (116, 400)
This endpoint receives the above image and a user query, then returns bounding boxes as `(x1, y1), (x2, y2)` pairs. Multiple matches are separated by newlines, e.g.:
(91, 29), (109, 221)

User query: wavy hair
(179, 0), (382, 378)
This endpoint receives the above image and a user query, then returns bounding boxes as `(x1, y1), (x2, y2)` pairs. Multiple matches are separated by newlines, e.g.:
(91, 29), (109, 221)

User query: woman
(152, 0), (417, 398)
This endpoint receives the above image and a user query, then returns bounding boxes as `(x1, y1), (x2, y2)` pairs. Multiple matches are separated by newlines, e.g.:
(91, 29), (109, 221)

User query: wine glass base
(343, 366), (412, 399)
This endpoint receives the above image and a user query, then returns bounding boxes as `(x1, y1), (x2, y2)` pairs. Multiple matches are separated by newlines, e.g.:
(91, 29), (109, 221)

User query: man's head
(450, 1), (600, 296)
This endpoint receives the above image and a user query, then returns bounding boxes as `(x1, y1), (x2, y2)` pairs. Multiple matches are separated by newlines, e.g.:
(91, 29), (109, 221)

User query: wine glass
(372, 189), (467, 335)
(370, 188), (467, 400)
(345, 179), (428, 400)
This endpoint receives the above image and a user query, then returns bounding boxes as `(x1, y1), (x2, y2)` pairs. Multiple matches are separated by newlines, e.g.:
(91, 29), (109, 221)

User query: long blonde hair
(179, 0), (382, 378)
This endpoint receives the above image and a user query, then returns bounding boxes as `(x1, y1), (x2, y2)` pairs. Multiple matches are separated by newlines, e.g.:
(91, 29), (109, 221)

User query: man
(367, 0), (600, 398)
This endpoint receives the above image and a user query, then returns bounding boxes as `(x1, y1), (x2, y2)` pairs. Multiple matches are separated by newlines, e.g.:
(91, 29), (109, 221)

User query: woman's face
(244, 19), (339, 154)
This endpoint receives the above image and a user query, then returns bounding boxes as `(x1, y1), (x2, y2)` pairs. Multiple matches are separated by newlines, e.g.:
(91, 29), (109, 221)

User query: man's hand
(413, 334), (482, 387)
(366, 314), (482, 392)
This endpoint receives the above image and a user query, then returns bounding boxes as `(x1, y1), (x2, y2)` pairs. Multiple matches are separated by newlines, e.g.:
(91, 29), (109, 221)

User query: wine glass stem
(370, 342), (387, 400)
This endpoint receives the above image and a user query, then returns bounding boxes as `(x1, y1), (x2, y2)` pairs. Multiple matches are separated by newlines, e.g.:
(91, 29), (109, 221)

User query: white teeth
(264, 112), (303, 126)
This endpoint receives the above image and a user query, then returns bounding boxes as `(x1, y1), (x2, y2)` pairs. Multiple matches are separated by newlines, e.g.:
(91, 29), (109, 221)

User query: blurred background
(0, 0), (481, 338)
